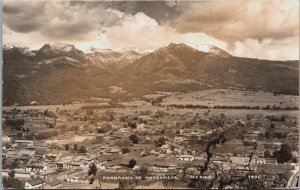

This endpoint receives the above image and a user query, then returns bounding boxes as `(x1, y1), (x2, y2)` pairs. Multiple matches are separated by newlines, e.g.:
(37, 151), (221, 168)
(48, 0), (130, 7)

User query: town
(2, 0), (299, 189)
(2, 90), (299, 189)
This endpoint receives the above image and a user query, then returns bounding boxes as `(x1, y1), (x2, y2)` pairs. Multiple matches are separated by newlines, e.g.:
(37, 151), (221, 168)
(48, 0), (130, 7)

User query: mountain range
(3, 43), (299, 105)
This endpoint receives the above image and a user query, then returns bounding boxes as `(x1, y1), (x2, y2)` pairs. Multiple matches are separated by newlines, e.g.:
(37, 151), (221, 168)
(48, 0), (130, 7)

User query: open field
(160, 89), (299, 108)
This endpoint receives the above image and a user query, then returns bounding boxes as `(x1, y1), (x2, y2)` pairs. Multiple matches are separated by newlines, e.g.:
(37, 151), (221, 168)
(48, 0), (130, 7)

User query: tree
(86, 110), (94, 115)
(97, 128), (105, 133)
(119, 178), (138, 189)
(65, 144), (70, 151)
(10, 159), (19, 169)
(204, 110), (210, 116)
(263, 150), (272, 158)
(292, 156), (298, 163)
(2, 157), (9, 169)
(73, 144), (78, 152)
(94, 136), (104, 144)
(129, 134), (139, 144)
(273, 143), (292, 163)
(122, 147), (130, 154)
(265, 131), (273, 139)
(97, 176), (103, 189)
(8, 170), (15, 178)
(5, 119), (25, 130)
(17, 133), (22, 138)
(155, 137), (167, 147)
(163, 176), (175, 189)
(138, 166), (148, 180)
(35, 133), (49, 140)
(3, 177), (24, 189)
(270, 122), (276, 128)
(181, 163), (192, 180)
(44, 109), (49, 116)
(97, 123), (112, 133)
(120, 139), (131, 147)
(156, 110), (168, 118)
(128, 122), (137, 129)
(220, 113), (226, 118)
(89, 177), (94, 184)
(70, 125), (79, 131)
(258, 133), (264, 140)
(128, 159), (137, 168)
(78, 146), (87, 153)
(107, 111), (115, 121)
(15, 125), (22, 130)
(88, 163), (97, 176)
(275, 132), (288, 139)
(170, 145), (175, 152)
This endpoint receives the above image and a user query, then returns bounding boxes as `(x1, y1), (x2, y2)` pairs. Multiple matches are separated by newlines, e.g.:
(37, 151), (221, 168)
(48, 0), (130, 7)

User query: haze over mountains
(3, 43), (299, 106)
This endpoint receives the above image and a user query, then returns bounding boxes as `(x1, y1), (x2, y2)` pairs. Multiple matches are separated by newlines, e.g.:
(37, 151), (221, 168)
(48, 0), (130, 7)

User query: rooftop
(46, 179), (62, 187)
(26, 178), (45, 186)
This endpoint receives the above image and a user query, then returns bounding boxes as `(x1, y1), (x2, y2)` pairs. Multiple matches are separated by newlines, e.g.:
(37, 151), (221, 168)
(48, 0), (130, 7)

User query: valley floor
(2, 89), (299, 189)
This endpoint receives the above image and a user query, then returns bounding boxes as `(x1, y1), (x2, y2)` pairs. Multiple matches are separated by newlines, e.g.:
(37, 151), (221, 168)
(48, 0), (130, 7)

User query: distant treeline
(167, 104), (298, 110)
(214, 105), (298, 110)
(4, 119), (25, 130)
(5, 119), (25, 127)
(167, 104), (209, 109)
(81, 104), (124, 110)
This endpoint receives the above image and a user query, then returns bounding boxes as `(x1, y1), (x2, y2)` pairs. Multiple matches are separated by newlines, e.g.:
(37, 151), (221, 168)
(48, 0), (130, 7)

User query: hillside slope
(3, 43), (299, 105)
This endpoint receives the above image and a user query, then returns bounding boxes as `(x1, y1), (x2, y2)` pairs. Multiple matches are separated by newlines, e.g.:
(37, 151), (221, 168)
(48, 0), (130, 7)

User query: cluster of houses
(2, 108), (299, 189)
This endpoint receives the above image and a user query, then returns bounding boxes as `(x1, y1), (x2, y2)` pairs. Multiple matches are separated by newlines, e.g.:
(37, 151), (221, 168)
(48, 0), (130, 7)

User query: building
(14, 169), (33, 179)
(20, 150), (36, 157)
(14, 140), (34, 148)
(25, 163), (48, 173)
(40, 169), (59, 180)
(19, 155), (31, 166)
(44, 179), (62, 189)
(2, 169), (9, 177)
(25, 178), (45, 189)
(106, 147), (122, 154)
(174, 136), (184, 143)
(2, 135), (11, 143)
(137, 123), (145, 131)
(256, 158), (278, 165)
(176, 155), (195, 161)
(161, 144), (172, 154)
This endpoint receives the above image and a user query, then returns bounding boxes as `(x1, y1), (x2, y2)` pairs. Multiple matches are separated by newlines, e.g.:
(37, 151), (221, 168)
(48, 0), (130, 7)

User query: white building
(2, 135), (11, 143)
(176, 155), (195, 161)
(25, 163), (48, 173)
(137, 123), (145, 131)
(25, 178), (45, 189)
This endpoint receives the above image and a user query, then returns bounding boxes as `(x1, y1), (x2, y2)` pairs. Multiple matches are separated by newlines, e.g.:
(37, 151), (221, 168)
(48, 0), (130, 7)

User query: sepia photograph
(2, 0), (299, 189)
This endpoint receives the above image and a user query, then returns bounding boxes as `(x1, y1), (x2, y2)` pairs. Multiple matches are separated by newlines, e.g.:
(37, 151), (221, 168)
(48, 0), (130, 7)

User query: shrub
(128, 159), (137, 168)
(122, 147), (130, 154)
(129, 134), (139, 144)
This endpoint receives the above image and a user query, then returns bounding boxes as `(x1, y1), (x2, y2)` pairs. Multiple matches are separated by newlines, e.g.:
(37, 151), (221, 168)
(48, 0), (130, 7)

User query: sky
(3, 0), (299, 60)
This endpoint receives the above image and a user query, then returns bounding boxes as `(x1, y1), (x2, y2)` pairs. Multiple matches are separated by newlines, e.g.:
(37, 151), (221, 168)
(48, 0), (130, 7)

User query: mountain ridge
(3, 42), (299, 105)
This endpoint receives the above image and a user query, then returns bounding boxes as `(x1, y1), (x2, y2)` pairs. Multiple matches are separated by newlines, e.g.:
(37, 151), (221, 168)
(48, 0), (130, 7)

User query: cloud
(174, 0), (299, 43)
(3, 1), (48, 32)
(75, 12), (228, 53)
(3, 0), (299, 60)
(104, 1), (181, 23)
(3, 0), (180, 37)
(232, 37), (299, 60)
(3, 0), (123, 41)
